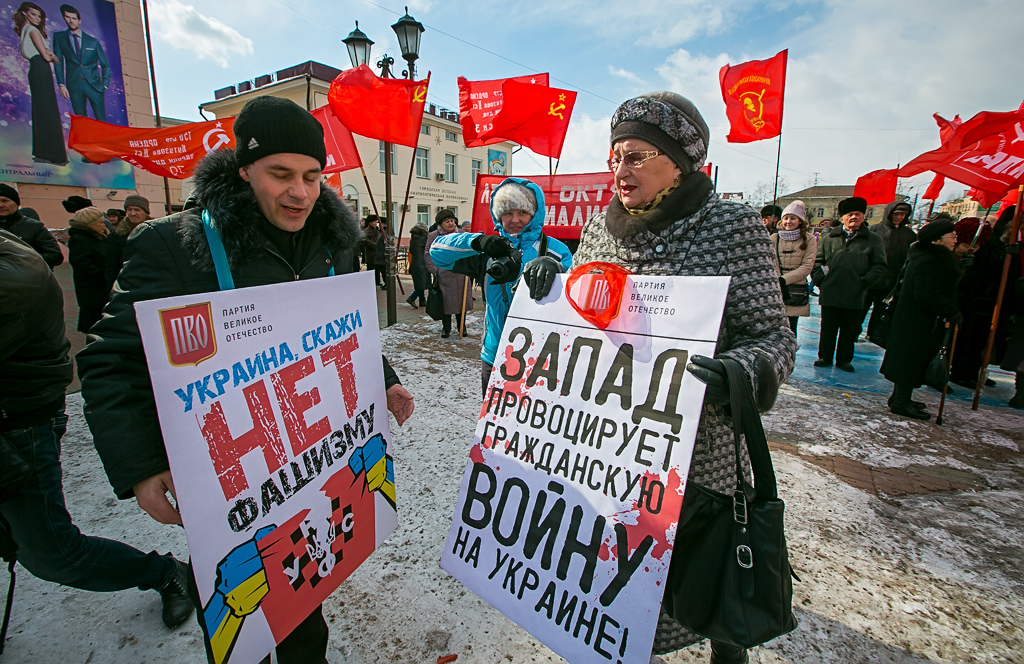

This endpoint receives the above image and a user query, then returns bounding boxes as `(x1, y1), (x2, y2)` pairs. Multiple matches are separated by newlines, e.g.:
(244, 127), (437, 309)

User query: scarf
(778, 229), (801, 242)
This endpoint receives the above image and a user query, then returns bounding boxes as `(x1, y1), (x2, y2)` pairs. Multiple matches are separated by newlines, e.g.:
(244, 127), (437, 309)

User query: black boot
(406, 295), (418, 309)
(1010, 372), (1024, 408)
(157, 558), (195, 629)
(709, 640), (748, 664)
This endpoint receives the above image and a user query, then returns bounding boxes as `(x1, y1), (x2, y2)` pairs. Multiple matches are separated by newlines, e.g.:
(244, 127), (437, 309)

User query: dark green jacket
(77, 149), (398, 499)
(811, 223), (887, 309)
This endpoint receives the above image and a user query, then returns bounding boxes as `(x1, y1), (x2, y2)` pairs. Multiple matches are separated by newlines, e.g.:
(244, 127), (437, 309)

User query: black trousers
(787, 316), (799, 335)
(442, 312), (465, 335)
(818, 305), (863, 365)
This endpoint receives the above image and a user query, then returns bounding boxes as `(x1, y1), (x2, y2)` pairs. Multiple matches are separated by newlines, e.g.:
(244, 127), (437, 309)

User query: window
(444, 154), (457, 183)
(421, 124), (430, 135)
(378, 141), (396, 174)
(417, 204), (430, 225)
(866, 208), (874, 219)
(471, 159), (481, 185)
(445, 130), (457, 141)
(415, 148), (429, 179)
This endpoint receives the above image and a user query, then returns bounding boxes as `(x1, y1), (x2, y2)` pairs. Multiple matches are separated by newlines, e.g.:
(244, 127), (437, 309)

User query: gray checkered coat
(574, 187), (798, 653)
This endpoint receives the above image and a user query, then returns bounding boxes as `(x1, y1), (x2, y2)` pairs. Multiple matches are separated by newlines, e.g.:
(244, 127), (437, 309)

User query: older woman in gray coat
(425, 209), (474, 337)
(573, 92), (797, 664)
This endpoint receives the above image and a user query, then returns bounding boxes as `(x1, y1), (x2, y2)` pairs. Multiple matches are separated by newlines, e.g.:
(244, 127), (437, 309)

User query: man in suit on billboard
(52, 4), (111, 121)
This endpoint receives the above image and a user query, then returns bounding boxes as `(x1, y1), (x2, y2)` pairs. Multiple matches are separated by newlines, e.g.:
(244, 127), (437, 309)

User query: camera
(486, 245), (524, 285)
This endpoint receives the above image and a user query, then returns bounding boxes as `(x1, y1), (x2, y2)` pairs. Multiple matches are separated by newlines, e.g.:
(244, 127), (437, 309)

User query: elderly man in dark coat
(0, 183), (64, 268)
(864, 200), (915, 338)
(811, 196), (887, 372)
(880, 218), (961, 419)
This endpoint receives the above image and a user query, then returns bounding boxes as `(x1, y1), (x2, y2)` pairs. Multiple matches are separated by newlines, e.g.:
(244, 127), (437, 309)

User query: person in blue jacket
(429, 177), (572, 394)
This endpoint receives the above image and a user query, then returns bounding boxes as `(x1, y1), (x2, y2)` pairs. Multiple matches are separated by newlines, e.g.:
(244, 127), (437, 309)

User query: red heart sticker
(564, 262), (632, 329)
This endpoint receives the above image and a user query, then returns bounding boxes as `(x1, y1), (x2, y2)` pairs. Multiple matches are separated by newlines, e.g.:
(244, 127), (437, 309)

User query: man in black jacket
(0, 230), (194, 639)
(863, 200), (915, 338)
(77, 96), (413, 664)
(0, 183), (64, 268)
(811, 196), (887, 372)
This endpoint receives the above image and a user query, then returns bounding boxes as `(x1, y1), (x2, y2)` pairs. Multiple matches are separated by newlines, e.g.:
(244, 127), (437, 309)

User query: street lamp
(344, 10), (424, 326)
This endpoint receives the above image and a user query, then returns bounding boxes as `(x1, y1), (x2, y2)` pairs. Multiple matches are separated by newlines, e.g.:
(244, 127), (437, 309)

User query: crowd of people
(0, 88), (1021, 664)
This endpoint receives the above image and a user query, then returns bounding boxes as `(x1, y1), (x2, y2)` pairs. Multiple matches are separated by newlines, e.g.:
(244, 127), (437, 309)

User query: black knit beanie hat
(610, 91), (710, 174)
(838, 197), (867, 215)
(234, 97), (327, 170)
(0, 183), (19, 206)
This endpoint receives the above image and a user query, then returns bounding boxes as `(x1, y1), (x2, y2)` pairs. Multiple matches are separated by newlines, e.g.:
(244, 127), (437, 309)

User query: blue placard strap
(201, 209), (235, 291)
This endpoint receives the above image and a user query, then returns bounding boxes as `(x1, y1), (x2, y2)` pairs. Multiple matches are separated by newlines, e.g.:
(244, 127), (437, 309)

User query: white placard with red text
(135, 271), (395, 664)
(441, 274), (730, 664)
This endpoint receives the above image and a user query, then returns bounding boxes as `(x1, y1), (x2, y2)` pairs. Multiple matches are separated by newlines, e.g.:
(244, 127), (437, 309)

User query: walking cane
(459, 276), (469, 339)
(936, 324), (959, 425)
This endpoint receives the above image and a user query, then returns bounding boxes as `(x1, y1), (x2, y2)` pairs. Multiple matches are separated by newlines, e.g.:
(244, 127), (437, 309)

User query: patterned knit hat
(610, 91), (709, 174)
(490, 180), (537, 219)
(70, 206), (105, 229)
(234, 96), (327, 170)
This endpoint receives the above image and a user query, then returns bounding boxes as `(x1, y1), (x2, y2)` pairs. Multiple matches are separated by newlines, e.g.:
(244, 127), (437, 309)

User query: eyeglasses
(607, 150), (661, 172)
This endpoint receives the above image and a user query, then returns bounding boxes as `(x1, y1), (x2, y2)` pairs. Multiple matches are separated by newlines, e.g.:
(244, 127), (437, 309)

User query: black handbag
(870, 306), (894, 349)
(924, 323), (954, 391)
(774, 238), (809, 307)
(425, 272), (445, 321)
(663, 359), (798, 649)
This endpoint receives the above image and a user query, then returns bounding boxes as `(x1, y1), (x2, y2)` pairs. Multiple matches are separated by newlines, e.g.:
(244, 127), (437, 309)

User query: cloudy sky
(147, 0), (1023, 205)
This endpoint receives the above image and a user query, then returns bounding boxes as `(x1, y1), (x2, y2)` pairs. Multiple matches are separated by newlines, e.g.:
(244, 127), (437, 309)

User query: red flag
(488, 79), (576, 158)
(853, 169), (899, 205)
(310, 106), (362, 174)
(699, 162), (713, 177)
(458, 74), (550, 147)
(719, 50), (787, 143)
(923, 173), (945, 200)
(327, 65), (429, 148)
(68, 116), (234, 179)
(900, 109), (1024, 197)
(934, 113), (962, 146)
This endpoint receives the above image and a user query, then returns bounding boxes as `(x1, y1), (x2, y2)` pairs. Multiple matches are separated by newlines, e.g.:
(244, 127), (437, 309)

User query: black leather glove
(959, 252), (975, 270)
(947, 311), (963, 326)
(686, 355), (729, 405)
(522, 256), (563, 300)
(1007, 243), (1022, 256)
(471, 234), (512, 257)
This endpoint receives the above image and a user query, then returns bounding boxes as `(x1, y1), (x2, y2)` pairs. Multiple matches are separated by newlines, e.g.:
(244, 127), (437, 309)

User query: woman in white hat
(770, 200), (817, 337)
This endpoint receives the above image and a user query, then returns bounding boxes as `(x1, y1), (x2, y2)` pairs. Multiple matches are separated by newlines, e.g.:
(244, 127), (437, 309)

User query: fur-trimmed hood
(177, 148), (362, 272)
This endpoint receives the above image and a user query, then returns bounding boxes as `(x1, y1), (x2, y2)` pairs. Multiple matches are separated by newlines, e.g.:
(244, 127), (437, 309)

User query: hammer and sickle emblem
(413, 86), (427, 104)
(548, 102), (565, 120)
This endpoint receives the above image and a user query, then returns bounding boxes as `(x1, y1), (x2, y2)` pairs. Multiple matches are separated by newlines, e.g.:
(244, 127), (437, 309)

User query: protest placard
(441, 272), (730, 664)
(135, 271), (395, 664)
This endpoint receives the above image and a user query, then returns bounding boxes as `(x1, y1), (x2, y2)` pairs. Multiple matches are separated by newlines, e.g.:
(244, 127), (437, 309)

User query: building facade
(776, 185), (908, 226)
(199, 61), (516, 234)
(939, 194), (981, 220)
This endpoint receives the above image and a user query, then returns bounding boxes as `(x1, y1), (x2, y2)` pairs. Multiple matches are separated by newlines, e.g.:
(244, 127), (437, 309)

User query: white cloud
(608, 66), (645, 86)
(149, 0), (253, 68)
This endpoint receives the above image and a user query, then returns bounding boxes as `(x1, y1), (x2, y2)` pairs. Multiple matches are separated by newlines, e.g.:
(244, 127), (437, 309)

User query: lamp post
(343, 9), (424, 327)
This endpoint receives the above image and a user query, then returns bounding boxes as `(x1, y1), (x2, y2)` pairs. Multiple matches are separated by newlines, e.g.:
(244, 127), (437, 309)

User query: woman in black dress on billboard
(14, 2), (69, 166)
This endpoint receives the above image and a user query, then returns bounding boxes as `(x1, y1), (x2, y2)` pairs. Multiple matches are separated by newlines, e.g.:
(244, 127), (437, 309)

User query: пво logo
(159, 302), (217, 366)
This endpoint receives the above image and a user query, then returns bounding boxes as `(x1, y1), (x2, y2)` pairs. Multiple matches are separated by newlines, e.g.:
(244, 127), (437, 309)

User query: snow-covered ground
(4, 313), (1022, 663)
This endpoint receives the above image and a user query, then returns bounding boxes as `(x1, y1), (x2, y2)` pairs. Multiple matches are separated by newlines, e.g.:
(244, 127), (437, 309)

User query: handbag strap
(722, 358), (778, 501)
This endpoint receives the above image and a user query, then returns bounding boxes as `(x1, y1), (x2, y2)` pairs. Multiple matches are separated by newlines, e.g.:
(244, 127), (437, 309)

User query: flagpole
(772, 131), (783, 205)
(141, 0), (172, 216)
(972, 184), (1024, 410)
(359, 167), (382, 220)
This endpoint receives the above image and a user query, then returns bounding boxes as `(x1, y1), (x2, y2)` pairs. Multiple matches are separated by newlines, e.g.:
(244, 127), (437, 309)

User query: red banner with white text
(458, 74), (550, 147)
(471, 173), (615, 240)
(69, 116), (235, 179)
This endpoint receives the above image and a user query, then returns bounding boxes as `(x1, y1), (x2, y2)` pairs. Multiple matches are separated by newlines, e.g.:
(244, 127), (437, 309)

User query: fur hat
(490, 180), (537, 220)
(781, 200), (806, 222)
(70, 206), (105, 229)
(610, 91), (709, 174)
(123, 194), (150, 215)
(760, 204), (782, 219)
(62, 195), (93, 214)
(917, 218), (956, 244)
(233, 96), (327, 170)
(0, 183), (19, 206)
(435, 208), (457, 224)
(838, 197), (867, 216)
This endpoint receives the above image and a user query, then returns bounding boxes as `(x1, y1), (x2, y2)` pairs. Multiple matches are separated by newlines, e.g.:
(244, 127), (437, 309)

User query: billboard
(1, 0), (134, 188)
